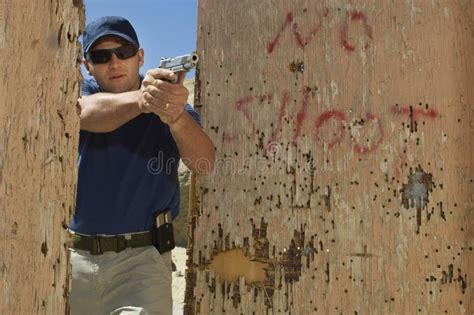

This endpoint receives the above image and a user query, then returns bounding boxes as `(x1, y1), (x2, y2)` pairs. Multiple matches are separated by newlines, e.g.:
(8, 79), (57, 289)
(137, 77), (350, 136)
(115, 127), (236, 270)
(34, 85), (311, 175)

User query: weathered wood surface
(0, 1), (83, 313)
(186, 0), (473, 314)
(175, 79), (197, 247)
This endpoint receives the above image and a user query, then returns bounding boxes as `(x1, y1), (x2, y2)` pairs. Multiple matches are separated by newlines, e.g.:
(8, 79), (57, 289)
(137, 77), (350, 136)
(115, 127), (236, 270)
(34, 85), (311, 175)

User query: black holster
(151, 210), (175, 254)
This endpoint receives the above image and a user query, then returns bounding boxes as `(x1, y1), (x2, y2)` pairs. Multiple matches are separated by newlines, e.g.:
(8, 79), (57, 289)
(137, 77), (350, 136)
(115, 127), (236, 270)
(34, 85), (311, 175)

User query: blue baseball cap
(82, 16), (140, 54)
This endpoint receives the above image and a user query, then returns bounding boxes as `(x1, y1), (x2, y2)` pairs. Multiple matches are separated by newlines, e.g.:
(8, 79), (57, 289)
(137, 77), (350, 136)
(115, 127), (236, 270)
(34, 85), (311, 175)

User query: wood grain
(0, 1), (83, 313)
(186, 0), (472, 314)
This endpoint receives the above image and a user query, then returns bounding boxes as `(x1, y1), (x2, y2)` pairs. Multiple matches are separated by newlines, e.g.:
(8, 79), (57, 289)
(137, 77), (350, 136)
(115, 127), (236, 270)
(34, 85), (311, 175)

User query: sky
(82, 0), (198, 78)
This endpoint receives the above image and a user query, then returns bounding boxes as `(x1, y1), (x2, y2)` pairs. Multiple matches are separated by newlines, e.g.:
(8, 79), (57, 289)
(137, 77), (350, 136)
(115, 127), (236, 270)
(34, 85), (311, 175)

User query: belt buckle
(90, 236), (103, 255)
(115, 235), (127, 253)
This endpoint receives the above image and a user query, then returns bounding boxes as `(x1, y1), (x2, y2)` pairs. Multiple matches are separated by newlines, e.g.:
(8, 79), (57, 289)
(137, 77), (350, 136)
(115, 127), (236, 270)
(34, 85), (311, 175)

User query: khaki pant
(69, 245), (172, 315)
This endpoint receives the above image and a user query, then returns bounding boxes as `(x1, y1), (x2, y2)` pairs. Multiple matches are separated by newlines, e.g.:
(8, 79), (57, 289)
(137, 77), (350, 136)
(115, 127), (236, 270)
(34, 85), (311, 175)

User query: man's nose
(108, 53), (120, 68)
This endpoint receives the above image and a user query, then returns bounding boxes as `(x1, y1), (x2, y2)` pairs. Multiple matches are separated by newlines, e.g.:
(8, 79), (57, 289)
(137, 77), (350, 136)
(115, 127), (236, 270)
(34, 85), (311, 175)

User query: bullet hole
(289, 61), (305, 74)
(11, 222), (18, 235)
(41, 242), (48, 256)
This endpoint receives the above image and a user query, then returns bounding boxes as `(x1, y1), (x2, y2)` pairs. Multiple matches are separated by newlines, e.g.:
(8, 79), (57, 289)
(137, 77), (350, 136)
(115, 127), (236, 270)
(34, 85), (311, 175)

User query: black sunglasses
(86, 44), (138, 64)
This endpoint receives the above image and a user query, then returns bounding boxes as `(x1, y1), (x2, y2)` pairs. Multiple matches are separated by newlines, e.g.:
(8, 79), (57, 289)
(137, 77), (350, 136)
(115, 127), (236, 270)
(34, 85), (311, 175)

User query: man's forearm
(79, 90), (142, 133)
(169, 112), (215, 175)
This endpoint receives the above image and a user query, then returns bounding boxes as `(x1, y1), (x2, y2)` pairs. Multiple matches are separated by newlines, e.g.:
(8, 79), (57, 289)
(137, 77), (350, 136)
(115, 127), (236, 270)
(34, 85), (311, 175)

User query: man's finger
(145, 84), (187, 105)
(146, 68), (176, 81)
(150, 79), (189, 96)
(176, 72), (186, 84)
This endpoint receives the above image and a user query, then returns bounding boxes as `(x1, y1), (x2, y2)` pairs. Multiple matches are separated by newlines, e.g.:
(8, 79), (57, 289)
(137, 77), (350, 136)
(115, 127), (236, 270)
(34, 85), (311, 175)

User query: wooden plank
(186, 0), (472, 314)
(0, 1), (83, 313)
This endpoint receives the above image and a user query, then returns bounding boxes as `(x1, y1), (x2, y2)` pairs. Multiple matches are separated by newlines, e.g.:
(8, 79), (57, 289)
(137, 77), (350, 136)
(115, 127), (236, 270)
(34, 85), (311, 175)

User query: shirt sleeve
(80, 78), (100, 133)
(185, 104), (202, 127)
(81, 78), (100, 96)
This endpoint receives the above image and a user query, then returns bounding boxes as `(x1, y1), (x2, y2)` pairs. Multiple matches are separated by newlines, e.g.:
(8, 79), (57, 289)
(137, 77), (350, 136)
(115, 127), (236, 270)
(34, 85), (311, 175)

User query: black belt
(70, 231), (153, 255)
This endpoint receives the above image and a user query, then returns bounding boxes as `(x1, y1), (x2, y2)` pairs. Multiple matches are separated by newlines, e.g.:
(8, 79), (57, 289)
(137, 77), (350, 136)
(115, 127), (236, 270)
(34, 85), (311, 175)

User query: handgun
(159, 53), (198, 83)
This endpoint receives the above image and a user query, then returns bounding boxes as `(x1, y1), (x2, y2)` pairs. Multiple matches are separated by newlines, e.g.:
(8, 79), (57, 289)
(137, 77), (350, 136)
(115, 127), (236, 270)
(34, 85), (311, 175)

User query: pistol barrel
(159, 53), (198, 73)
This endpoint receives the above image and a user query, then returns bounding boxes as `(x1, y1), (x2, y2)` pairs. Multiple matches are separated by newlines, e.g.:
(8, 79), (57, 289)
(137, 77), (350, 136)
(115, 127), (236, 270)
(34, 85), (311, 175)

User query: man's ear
(138, 49), (144, 67)
(83, 59), (92, 75)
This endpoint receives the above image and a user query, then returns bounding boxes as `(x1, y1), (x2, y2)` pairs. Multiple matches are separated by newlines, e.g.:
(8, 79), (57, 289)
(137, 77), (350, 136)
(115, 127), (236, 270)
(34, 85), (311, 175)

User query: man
(69, 16), (215, 314)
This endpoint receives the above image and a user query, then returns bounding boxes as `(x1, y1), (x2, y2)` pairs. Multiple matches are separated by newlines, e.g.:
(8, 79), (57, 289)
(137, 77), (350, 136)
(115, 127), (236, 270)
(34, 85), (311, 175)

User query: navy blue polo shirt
(70, 77), (200, 234)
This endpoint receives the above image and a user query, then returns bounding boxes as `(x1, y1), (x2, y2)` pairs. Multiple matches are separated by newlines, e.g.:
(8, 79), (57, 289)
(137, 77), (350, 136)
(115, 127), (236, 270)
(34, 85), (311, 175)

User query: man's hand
(139, 69), (189, 125)
(139, 68), (215, 175)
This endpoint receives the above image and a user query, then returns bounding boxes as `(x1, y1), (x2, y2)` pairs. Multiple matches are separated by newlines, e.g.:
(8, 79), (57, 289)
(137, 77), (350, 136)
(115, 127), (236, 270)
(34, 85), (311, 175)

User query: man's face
(83, 36), (144, 93)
